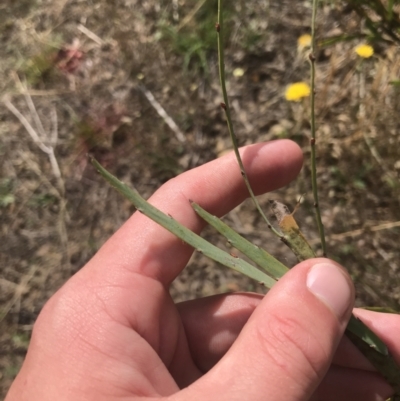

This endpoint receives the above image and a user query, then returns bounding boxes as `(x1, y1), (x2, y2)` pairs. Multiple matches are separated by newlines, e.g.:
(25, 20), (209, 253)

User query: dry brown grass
(1, 0), (399, 397)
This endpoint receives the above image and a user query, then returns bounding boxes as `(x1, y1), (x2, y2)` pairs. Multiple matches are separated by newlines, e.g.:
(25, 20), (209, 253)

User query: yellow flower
(297, 34), (312, 50)
(285, 82), (311, 102)
(233, 67), (245, 77)
(354, 44), (374, 58)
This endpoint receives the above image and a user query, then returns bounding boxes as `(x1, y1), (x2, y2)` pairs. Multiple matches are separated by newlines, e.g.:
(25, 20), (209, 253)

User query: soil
(1, 0), (400, 397)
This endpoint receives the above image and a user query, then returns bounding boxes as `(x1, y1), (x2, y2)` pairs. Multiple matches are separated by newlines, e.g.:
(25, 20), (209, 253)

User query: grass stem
(216, 0), (282, 239)
(309, 0), (327, 256)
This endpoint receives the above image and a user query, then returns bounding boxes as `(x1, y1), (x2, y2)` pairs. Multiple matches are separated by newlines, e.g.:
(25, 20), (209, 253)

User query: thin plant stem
(309, 0), (327, 256)
(216, 0), (282, 238)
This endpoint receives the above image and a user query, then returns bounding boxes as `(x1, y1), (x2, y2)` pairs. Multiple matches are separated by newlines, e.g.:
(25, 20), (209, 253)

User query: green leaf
(347, 315), (388, 355)
(91, 158), (276, 289)
(191, 201), (289, 279)
(346, 317), (400, 395)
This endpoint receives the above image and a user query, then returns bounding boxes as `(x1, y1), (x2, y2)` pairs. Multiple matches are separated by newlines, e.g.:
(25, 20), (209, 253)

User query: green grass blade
(91, 158), (277, 289)
(191, 201), (289, 279)
(347, 315), (388, 355)
(346, 316), (400, 395)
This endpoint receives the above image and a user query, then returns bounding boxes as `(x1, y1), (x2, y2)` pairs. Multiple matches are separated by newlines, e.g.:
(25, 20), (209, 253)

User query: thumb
(180, 258), (355, 401)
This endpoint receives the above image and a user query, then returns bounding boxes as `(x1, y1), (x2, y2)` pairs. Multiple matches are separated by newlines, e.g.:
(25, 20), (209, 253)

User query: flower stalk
(216, 0), (282, 239)
(309, 0), (327, 256)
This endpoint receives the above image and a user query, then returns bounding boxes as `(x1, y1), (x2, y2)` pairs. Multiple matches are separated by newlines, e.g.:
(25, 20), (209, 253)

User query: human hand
(5, 140), (398, 401)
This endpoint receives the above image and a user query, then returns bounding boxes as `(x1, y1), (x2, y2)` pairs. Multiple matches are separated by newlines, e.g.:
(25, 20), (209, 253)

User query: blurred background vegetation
(1, 0), (400, 396)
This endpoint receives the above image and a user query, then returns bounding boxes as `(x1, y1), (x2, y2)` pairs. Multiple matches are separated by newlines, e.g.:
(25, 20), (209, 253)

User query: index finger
(89, 139), (303, 285)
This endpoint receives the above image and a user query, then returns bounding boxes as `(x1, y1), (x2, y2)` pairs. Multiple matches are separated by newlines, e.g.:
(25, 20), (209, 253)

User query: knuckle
(256, 311), (325, 383)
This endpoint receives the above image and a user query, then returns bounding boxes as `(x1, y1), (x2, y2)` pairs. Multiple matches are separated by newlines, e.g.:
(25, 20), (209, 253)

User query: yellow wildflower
(297, 34), (312, 50)
(233, 67), (245, 77)
(285, 82), (311, 102)
(354, 44), (374, 58)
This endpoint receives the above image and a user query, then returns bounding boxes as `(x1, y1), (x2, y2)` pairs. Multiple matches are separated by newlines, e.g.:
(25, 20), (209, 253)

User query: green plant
(91, 0), (400, 398)
(11, 331), (30, 349)
(156, 0), (234, 75)
(28, 193), (58, 209)
(320, 0), (400, 47)
(347, 0), (400, 43)
(19, 36), (63, 86)
(0, 178), (15, 208)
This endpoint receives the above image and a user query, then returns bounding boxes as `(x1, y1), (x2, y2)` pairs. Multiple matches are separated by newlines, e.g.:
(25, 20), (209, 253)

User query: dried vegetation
(1, 0), (400, 396)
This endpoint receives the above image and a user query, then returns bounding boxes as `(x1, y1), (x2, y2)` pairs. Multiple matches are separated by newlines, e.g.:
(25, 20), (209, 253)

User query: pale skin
(5, 140), (400, 401)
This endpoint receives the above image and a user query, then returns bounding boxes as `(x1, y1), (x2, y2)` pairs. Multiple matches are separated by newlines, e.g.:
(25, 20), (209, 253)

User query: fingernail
(307, 262), (353, 319)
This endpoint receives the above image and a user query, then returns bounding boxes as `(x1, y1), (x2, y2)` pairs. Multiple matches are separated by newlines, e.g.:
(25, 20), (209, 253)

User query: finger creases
(93, 140), (303, 284)
(180, 262), (352, 401)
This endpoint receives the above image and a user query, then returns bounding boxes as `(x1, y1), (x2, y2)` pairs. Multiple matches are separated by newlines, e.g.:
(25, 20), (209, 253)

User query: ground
(1, 0), (400, 397)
